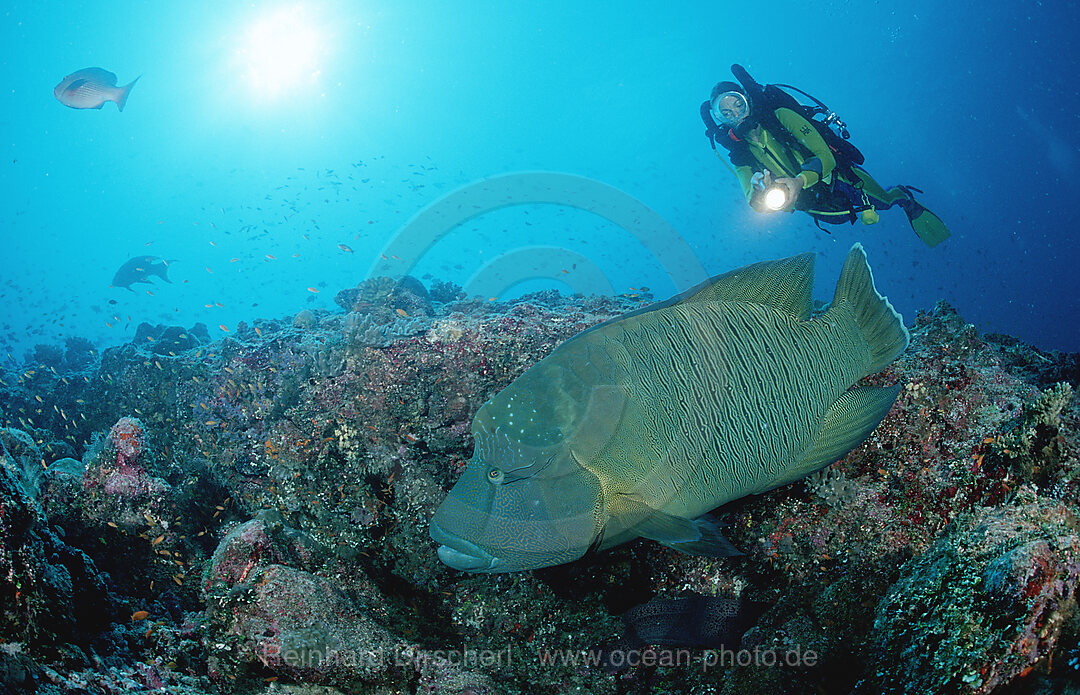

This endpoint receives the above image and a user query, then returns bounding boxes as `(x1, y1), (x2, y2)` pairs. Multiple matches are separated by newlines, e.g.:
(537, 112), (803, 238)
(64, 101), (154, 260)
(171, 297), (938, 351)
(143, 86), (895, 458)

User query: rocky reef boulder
(202, 510), (493, 691)
(334, 275), (434, 317)
(863, 495), (1080, 693)
(131, 322), (209, 354)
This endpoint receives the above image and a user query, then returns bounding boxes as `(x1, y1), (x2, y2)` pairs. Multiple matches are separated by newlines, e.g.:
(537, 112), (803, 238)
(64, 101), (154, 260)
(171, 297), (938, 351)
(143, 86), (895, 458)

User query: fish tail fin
(161, 258), (178, 283)
(115, 76), (140, 112)
(828, 243), (909, 373)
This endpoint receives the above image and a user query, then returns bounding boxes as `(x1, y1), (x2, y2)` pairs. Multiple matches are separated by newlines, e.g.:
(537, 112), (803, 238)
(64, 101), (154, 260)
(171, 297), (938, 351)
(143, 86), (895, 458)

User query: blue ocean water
(3, 0), (1079, 366)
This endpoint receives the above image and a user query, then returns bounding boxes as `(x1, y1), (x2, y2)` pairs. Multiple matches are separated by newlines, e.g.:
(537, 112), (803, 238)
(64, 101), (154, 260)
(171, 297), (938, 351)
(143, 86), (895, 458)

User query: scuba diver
(702, 64), (950, 247)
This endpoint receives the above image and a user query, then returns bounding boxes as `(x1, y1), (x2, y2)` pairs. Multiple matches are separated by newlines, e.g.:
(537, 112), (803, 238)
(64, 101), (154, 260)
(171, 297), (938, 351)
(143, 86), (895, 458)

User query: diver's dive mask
(711, 90), (750, 127)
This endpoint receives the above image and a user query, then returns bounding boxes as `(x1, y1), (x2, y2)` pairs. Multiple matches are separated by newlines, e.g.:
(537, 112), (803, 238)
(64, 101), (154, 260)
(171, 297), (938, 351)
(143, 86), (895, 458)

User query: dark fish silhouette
(597, 593), (765, 674)
(111, 256), (172, 291)
(54, 68), (140, 111)
(621, 594), (762, 648)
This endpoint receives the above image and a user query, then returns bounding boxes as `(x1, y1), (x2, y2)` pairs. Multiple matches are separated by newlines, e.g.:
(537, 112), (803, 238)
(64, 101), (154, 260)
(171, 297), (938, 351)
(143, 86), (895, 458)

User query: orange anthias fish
(54, 68), (140, 111)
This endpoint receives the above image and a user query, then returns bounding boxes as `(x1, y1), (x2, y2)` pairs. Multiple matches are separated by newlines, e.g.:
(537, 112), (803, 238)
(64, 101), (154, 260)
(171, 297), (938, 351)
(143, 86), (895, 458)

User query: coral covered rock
(863, 496), (1080, 693)
(83, 416), (169, 503)
(0, 434), (118, 656)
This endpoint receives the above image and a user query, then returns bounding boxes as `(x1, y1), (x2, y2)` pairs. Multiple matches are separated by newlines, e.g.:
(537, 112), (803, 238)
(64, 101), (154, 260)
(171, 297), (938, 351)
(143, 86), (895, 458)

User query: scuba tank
(717, 64), (866, 168)
(771, 82), (851, 140)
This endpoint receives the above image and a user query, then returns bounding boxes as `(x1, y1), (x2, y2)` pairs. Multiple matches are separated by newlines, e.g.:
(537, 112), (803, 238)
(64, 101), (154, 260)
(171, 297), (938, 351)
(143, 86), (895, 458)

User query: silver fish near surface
(54, 68), (140, 111)
(430, 244), (909, 573)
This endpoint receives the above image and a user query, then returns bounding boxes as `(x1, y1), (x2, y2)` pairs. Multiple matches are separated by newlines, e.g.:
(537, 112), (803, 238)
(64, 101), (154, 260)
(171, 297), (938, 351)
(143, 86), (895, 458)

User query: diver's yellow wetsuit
(723, 105), (950, 247)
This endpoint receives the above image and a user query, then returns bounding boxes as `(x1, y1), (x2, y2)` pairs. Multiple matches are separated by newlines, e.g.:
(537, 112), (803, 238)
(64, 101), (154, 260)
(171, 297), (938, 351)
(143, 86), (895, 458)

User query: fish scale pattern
(581, 295), (864, 520)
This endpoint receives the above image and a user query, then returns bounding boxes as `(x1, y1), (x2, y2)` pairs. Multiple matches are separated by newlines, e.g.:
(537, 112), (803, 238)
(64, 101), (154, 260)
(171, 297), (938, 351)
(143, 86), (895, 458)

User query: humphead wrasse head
(430, 361), (620, 572)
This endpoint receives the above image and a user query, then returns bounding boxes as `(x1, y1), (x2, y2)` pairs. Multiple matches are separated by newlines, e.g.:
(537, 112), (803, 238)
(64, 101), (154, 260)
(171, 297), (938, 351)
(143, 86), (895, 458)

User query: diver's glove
(750, 170), (803, 212)
(749, 170), (772, 212)
(773, 175), (804, 208)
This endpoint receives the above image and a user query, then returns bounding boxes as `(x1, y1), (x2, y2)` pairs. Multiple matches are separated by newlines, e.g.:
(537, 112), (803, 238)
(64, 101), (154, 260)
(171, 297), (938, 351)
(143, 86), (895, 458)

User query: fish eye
(487, 469), (505, 484)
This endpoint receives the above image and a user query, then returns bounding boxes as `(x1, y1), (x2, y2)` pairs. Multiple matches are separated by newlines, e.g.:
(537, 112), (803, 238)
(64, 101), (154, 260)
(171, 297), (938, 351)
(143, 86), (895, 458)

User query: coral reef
(0, 425), (119, 679)
(0, 286), (1076, 694)
(334, 275), (434, 318)
(133, 322), (210, 355)
(863, 496), (1079, 693)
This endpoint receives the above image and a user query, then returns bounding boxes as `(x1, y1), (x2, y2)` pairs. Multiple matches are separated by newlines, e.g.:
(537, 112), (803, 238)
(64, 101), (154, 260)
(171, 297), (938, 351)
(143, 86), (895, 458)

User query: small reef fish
(54, 68), (140, 111)
(597, 593), (765, 673)
(430, 244), (908, 572)
(111, 256), (173, 291)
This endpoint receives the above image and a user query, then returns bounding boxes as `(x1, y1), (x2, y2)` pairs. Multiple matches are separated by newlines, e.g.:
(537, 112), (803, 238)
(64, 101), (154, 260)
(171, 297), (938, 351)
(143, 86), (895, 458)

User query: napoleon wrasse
(431, 244), (907, 572)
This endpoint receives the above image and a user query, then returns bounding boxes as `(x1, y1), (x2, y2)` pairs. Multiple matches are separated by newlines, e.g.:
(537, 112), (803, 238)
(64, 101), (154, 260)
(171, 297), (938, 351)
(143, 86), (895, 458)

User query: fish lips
(429, 522), (502, 572)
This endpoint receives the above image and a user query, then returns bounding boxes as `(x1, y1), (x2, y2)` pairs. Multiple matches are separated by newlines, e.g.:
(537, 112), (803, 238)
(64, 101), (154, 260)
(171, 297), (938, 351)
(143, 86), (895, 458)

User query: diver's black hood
(706, 65), (766, 132)
(709, 80), (743, 102)
(730, 64), (765, 108)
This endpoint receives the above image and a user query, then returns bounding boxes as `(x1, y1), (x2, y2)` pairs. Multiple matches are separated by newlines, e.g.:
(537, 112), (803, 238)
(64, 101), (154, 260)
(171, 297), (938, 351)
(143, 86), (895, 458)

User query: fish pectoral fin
(620, 498), (742, 557)
(758, 384), (902, 494)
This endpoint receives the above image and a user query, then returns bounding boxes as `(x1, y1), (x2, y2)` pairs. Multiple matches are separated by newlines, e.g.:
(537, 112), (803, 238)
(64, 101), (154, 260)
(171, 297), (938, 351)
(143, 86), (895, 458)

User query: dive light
(764, 185), (789, 211)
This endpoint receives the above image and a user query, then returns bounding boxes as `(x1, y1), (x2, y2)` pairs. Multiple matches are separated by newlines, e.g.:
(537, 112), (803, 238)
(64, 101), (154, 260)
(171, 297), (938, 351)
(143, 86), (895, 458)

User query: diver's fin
(755, 384), (901, 493)
(905, 202), (951, 247)
(828, 244), (910, 373)
(622, 499), (742, 557)
(897, 188), (950, 247)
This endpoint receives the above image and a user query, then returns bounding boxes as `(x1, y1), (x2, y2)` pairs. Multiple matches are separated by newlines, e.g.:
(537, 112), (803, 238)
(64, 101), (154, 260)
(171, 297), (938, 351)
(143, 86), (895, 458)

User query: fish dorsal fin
(82, 67), (118, 85)
(577, 253), (814, 340)
(678, 252), (815, 320)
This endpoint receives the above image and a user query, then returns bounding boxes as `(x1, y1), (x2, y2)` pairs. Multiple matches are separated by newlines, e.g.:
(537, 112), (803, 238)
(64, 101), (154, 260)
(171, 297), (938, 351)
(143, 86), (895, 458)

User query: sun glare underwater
(232, 6), (329, 101)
